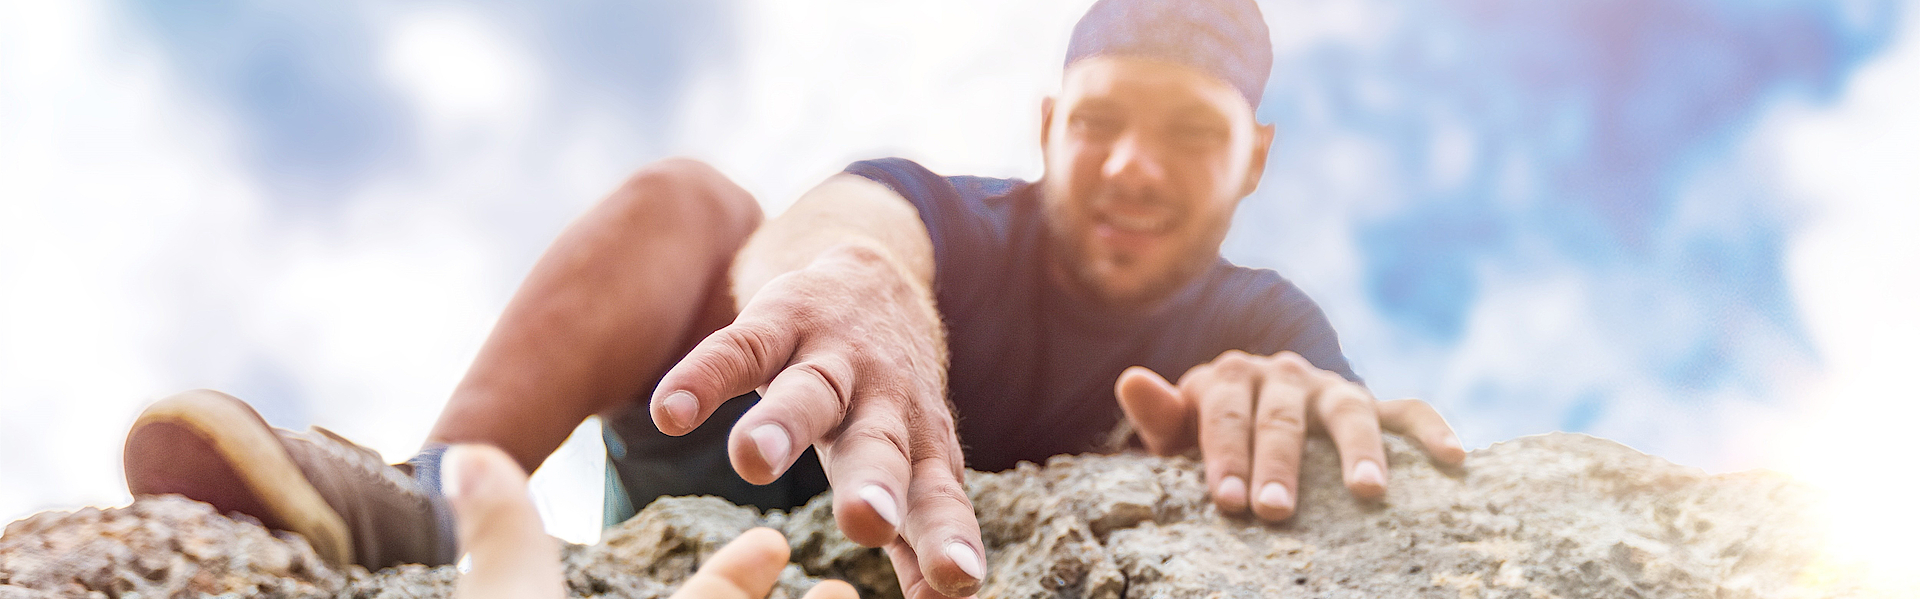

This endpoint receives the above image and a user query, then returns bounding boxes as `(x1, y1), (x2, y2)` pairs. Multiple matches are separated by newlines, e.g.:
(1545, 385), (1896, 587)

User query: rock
(0, 495), (344, 598)
(340, 497), (825, 599)
(947, 434), (1866, 599)
(0, 433), (1880, 598)
(555, 496), (818, 599)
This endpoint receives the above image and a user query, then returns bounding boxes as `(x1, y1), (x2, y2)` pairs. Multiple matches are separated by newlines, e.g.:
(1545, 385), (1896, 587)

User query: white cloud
(1266, 0), (1400, 59)
(0, 0), (261, 520)
(381, 7), (541, 130)
(670, 0), (1088, 210)
(1770, 5), (1920, 589)
(0, 0), (608, 543)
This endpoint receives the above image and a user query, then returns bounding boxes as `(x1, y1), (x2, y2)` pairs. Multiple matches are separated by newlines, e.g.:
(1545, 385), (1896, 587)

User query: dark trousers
(600, 392), (829, 527)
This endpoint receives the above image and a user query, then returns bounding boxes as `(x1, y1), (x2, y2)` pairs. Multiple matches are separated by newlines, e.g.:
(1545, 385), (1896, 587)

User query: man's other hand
(653, 243), (985, 599)
(443, 444), (859, 599)
(1114, 351), (1466, 521)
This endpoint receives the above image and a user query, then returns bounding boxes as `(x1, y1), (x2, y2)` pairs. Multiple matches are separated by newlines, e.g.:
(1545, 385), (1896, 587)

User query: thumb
(1115, 366), (1194, 455)
(669, 527), (792, 599)
(444, 444), (566, 599)
(801, 579), (860, 599)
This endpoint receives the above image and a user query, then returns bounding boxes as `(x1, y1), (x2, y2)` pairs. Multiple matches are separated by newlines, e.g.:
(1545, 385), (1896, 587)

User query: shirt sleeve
(844, 158), (958, 258)
(842, 158), (1012, 305)
(1225, 267), (1364, 385)
(1270, 293), (1362, 385)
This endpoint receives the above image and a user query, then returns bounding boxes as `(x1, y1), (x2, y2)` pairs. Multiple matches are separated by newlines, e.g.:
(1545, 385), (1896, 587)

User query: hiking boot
(123, 389), (456, 570)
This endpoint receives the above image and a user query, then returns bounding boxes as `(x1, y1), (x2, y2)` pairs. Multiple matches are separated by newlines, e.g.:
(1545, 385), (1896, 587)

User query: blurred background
(1, 0), (1914, 587)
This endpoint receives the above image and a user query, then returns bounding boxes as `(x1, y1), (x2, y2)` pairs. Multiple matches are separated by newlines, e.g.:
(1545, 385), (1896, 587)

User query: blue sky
(1227, 0), (1900, 460)
(3, 0), (1917, 577)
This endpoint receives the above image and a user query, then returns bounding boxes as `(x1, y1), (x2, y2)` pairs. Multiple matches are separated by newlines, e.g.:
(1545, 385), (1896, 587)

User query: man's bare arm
(729, 174), (934, 306)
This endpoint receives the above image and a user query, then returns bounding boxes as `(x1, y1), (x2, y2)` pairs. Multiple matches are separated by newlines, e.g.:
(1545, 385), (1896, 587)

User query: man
(123, 0), (1463, 598)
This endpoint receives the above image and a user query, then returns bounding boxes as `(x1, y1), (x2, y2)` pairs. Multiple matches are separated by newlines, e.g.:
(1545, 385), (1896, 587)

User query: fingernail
(945, 541), (985, 581)
(1353, 460), (1385, 487)
(1257, 482), (1292, 510)
(662, 391), (697, 428)
(1218, 475), (1248, 505)
(1443, 433), (1463, 452)
(858, 484), (900, 528)
(750, 424), (791, 468)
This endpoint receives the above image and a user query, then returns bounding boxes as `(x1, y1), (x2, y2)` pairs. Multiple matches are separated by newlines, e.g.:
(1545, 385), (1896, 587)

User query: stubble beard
(1040, 181), (1227, 311)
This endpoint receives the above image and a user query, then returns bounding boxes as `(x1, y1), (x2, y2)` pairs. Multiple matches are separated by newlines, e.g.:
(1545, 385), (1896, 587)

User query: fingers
(801, 580), (860, 599)
(1378, 398), (1466, 465)
(1193, 355), (1257, 515)
(730, 358), (855, 483)
(884, 538), (975, 599)
(443, 444), (565, 599)
(1181, 351), (1462, 521)
(1247, 359), (1311, 521)
(1309, 375), (1389, 500)
(898, 444), (986, 598)
(883, 541), (934, 599)
(1114, 366), (1194, 455)
(668, 527), (790, 599)
(819, 390), (914, 547)
(654, 317), (798, 435)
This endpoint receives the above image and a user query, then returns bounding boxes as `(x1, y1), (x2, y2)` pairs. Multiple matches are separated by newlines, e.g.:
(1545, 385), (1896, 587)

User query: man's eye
(1173, 124), (1226, 143)
(1070, 114), (1121, 137)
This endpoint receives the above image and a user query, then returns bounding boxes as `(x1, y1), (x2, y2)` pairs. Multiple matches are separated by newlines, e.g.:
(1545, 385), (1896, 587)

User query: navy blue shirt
(846, 158), (1358, 472)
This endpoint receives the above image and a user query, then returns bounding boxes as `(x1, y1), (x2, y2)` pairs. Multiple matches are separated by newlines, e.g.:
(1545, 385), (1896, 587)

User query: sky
(2, 0), (1916, 587)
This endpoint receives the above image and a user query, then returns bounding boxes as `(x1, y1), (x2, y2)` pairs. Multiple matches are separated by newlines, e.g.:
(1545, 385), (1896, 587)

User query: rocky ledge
(0, 433), (1876, 598)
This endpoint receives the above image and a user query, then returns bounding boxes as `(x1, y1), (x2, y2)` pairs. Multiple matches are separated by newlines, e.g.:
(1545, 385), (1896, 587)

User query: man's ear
(1040, 96), (1057, 152)
(1239, 121), (1276, 197)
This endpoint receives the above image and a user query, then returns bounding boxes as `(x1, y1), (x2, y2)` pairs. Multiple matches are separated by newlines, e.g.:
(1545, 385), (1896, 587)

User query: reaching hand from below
(443, 444), (859, 599)
(443, 444), (566, 599)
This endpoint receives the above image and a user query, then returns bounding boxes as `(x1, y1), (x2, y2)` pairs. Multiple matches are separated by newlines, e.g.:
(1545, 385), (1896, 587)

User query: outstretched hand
(1115, 351), (1465, 521)
(442, 444), (858, 599)
(652, 243), (985, 599)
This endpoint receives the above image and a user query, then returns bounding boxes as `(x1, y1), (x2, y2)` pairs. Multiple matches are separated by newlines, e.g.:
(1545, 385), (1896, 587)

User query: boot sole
(124, 389), (356, 566)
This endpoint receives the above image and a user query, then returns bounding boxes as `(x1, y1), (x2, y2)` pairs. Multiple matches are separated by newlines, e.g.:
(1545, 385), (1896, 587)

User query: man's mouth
(1091, 206), (1180, 257)
(1097, 210), (1176, 234)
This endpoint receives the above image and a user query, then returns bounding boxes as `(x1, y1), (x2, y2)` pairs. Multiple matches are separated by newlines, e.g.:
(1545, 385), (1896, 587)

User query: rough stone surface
(0, 495), (344, 598)
(959, 434), (1867, 599)
(0, 433), (1880, 598)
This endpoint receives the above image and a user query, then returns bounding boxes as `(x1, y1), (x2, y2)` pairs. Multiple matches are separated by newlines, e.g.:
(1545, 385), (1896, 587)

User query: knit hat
(1064, 0), (1274, 109)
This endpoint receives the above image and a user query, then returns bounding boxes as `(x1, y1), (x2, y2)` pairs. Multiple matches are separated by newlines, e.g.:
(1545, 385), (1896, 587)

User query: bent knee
(605, 158), (763, 242)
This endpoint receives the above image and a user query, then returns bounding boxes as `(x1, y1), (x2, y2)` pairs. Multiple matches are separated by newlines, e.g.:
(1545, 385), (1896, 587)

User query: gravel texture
(0, 495), (343, 598)
(1, 433), (1875, 598)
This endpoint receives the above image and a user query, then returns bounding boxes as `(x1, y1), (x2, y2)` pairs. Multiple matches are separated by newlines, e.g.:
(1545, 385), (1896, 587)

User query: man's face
(1040, 56), (1274, 309)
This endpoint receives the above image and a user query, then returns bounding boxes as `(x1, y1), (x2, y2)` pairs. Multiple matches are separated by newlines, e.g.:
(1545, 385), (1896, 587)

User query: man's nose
(1102, 131), (1166, 190)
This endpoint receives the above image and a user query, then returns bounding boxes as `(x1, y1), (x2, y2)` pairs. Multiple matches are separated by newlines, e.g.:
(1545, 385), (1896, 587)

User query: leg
(427, 158), (763, 474)
(122, 160), (756, 570)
